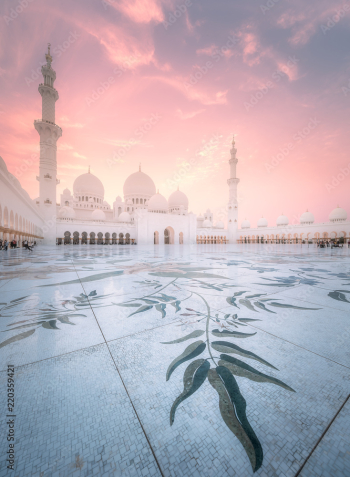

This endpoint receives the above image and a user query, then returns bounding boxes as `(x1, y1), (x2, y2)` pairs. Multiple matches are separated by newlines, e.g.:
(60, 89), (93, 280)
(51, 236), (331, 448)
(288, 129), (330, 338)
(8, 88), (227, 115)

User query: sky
(1, 0), (350, 227)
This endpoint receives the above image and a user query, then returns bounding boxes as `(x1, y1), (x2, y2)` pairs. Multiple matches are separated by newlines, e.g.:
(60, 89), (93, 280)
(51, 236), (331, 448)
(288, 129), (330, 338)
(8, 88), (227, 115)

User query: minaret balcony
(44, 173), (53, 179)
(44, 199), (53, 205)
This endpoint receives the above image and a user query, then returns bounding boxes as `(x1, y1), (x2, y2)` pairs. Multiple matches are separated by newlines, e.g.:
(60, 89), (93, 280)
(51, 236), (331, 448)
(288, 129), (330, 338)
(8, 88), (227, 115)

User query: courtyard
(0, 244), (349, 476)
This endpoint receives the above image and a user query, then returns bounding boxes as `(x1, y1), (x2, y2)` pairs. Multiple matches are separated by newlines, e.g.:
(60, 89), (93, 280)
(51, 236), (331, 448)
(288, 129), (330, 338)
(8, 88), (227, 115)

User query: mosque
(0, 46), (349, 246)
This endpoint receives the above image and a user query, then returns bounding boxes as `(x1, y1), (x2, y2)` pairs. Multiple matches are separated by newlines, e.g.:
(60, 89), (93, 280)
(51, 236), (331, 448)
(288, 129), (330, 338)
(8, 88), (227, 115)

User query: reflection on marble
(0, 244), (349, 476)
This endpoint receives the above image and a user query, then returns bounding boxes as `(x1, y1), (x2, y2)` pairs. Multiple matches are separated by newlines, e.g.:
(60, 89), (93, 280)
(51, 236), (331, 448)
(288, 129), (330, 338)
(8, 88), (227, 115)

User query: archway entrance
(64, 231), (71, 244)
(179, 232), (183, 244)
(164, 227), (174, 244)
(73, 231), (79, 245)
(82, 232), (88, 244)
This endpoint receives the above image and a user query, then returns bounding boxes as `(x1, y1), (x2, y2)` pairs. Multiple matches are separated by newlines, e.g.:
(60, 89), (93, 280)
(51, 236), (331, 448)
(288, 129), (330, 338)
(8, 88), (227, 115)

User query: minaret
(34, 44), (62, 244)
(227, 136), (240, 243)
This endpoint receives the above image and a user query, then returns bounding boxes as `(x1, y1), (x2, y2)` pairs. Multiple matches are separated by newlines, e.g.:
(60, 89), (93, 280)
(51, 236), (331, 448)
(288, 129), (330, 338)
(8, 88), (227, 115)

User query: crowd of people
(0, 239), (35, 251)
(317, 240), (349, 248)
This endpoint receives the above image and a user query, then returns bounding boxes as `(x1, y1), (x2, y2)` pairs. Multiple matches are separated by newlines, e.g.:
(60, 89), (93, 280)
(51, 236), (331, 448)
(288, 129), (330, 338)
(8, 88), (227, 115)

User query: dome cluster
(240, 206), (348, 229)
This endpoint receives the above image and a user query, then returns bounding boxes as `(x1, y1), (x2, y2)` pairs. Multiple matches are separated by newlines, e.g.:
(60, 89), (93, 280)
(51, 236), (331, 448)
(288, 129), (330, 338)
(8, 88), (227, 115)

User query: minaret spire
(227, 134), (240, 244)
(139, 163), (141, 172)
(34, 45), (62, 244)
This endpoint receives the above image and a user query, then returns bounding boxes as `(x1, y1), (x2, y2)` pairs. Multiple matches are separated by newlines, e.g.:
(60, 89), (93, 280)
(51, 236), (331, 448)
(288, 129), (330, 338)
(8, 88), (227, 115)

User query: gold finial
(232, 134), (235, 145)
(88, 165), (90, 173)
(45, 43), (52, 65)
(139, 163), (141, 172)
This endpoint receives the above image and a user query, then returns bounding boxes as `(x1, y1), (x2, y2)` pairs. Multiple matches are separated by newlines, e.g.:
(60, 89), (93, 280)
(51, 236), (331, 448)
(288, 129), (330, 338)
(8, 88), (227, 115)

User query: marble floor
(0, 244), (349, 477)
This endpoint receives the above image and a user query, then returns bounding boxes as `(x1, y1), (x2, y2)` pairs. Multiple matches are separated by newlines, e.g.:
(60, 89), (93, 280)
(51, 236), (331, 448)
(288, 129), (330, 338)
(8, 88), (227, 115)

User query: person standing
(4, 240), (8, 251)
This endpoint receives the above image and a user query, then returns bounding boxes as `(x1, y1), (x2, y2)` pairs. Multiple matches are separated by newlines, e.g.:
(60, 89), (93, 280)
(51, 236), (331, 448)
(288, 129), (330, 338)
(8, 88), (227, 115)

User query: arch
(73, 231), (79, 244)
(330, 231), (337, 239)
(323, 232), (328, 239)
(125, 233), (130, 244)
(179, 232), (184, 244)
(4, 207), (9, 227)
(15, 213), (18, 231)
(90, 232), (96, 244)
(105, 232), (110, 244)
(164, 226), (174, 244)
(10, 210), (14, 228)
(112, 232), (117, 244)
(64, 231), (71, 244)
(119, 233), (124, 244)
(97, 232), (103, 244)
(154, 231), (159, 245)
(81, 232), (88, 244)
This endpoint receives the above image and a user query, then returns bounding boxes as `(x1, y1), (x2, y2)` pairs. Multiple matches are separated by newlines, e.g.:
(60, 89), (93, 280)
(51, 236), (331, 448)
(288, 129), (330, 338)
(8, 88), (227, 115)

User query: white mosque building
(0, 46), (349, 246)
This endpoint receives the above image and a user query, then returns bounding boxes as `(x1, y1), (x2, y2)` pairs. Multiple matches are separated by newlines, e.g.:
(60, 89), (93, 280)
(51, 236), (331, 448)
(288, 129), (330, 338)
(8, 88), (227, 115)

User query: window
(140, 198), (143, 204)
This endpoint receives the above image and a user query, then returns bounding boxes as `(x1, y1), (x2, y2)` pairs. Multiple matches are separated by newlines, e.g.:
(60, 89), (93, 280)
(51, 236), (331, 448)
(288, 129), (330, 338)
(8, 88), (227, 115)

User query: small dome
(148, 192), (168, 213)
(241, 219), (250, 229)
(63, 188), (70, 195)
(73, 171), (104, 198)
(115, 196), (122, 202)
(257, 217), (268, 227)
(215, 221), (224, 229)
(58, 206), (76, 219)
(202, 219), (212, 228)
(300, 210), (314, 224)
(329, 206), (347, 222)
(91, 209), (106, 221)
(119, 211), (132, 223)
(123, 169), (156, 198)
(277, 214), (289, 226)
(168, 189), (189, 209)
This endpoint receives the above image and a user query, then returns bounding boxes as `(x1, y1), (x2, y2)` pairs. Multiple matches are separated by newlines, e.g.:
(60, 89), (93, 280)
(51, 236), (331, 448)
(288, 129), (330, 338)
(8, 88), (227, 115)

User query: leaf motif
(267, 302), (320, 310)
(245, 294), (265, 299)
(211, 341), (277, 369)
(233, 291), (247, 297)
(114, 303), (142, 307)
(0, 329), (36, 349)
(57, 316), (75, 325)
(161, 330), (205, 344)
(42, 320), (59, 330)
(10, 296), (30, 303)
(170, 359), (210, 425)
(239, 299), (257, 312)
(128, 305), (153, 317)
(328, 291), (350, 303)
(254, 302), (276, 314)
(219, 355), (295, 392)
(155, 303), (166, 318)
(166, 341), (206, 381)
(4, 322), (45, 332)
(208, 367), (263, 472)
(212, 329), (257, 339)
(141, 299), (160, 304)
(89, 290), (97, 296)
(226, 297), (239, 308)
(238, 319), (261, 323)
(170, 300), (181, 312)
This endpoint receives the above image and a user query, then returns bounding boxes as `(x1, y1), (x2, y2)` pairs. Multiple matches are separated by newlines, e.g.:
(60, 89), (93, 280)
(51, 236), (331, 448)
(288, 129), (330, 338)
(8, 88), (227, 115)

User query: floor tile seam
(73, 263), (165, 477)
(294, 393), (350, 477)
(0, 278), (14, 290)
(239, 322), (350, 370)
(0, 340), (107, 373)
(105, 318), (184, 345)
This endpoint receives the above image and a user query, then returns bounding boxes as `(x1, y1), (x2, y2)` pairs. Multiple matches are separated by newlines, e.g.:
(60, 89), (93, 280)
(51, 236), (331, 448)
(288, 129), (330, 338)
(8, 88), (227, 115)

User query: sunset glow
(1, 0), (349, 226)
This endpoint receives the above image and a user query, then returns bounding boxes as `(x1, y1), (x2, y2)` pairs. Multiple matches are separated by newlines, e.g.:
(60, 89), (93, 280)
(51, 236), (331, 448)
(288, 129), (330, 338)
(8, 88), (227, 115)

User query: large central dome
(73, 171), (104, 198)
(123, 169), (156, 198)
